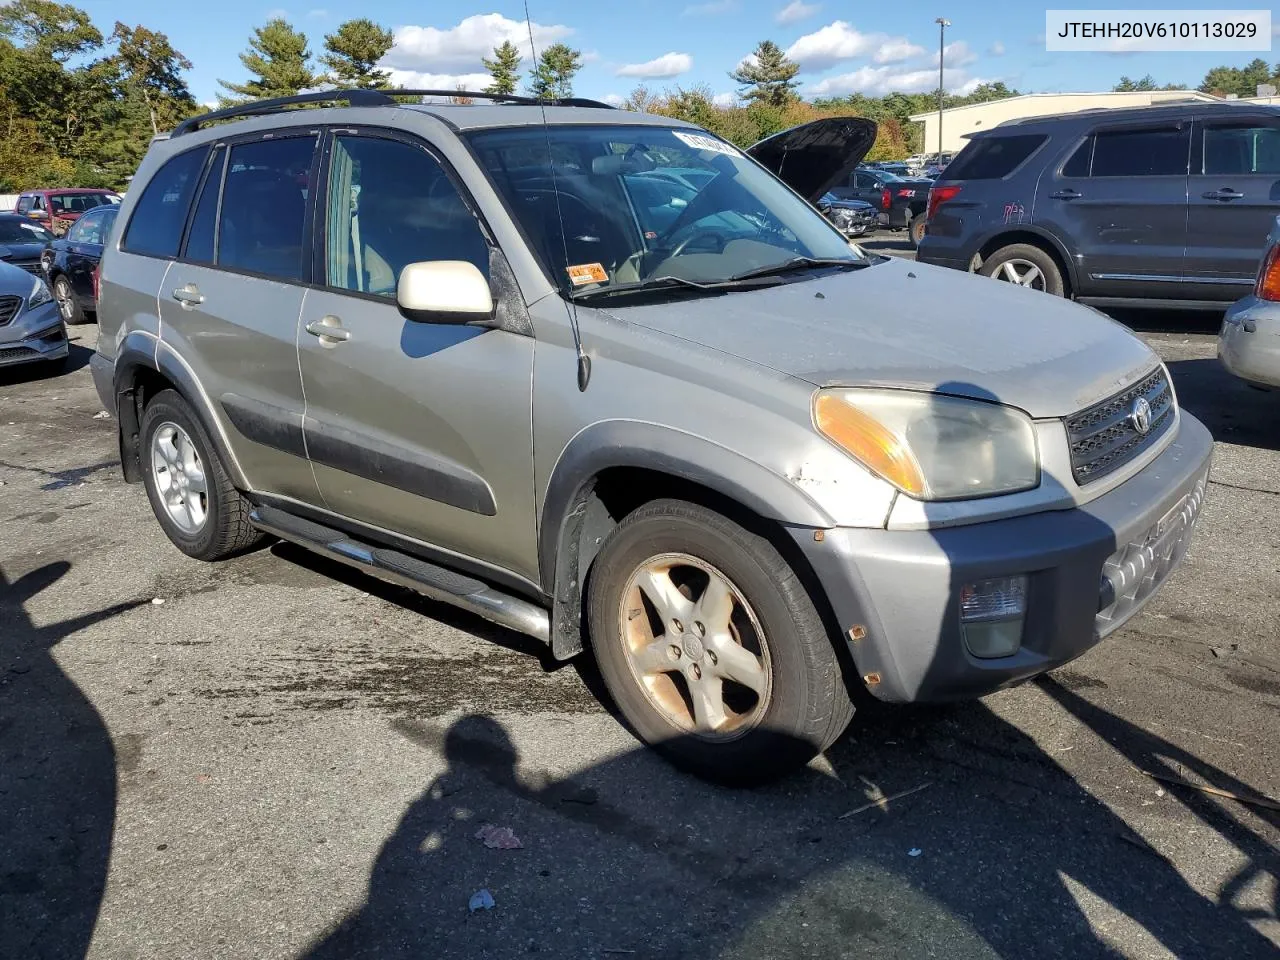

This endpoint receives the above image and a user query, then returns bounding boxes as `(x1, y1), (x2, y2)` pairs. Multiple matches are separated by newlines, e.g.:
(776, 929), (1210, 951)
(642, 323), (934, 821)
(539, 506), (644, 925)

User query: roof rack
(171, 88), (615, 136)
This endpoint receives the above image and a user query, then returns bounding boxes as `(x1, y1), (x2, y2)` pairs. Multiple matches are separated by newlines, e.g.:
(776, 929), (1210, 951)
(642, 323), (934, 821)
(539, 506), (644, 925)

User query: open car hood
(747, 117), (877, 204)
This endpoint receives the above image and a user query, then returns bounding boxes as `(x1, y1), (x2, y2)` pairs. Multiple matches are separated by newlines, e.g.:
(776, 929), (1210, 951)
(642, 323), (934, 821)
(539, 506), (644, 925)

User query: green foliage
(729, 40), (800, 108)
(482, 40), (522, 96)
(217, 17), (318, 104)
(527, 43), (581, 100)
(1198, 58), (1278, 98)
(1112, 74), (1183, 92)
(321, 18), (392, 89)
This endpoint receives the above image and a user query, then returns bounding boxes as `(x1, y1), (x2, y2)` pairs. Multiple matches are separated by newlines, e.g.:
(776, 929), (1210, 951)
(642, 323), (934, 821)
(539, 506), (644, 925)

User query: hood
(747, 117), (877, 204)
(598, 257), (1160, 419)
(0, 242), (46, 261)
(819, 194), (876, 211)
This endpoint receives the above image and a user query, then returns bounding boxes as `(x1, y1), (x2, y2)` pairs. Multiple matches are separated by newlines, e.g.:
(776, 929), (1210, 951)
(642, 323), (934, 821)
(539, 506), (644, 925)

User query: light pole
(935, 17), (950, 159)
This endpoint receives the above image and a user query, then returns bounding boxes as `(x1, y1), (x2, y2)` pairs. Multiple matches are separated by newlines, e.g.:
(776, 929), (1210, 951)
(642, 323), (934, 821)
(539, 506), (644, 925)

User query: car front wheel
(587, 499), (854, 784)
(52, 275), (86, 325)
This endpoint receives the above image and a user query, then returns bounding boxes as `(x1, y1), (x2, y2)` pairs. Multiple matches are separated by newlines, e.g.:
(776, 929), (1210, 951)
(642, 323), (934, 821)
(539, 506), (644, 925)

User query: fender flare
(112, 334), (248, 489)
(976, 224), (1080, 292)
(538, 420), (836, 659)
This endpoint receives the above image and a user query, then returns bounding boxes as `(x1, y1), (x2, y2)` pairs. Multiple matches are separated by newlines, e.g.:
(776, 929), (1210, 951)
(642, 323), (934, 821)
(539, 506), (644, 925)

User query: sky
(79, 1), (1280, 106)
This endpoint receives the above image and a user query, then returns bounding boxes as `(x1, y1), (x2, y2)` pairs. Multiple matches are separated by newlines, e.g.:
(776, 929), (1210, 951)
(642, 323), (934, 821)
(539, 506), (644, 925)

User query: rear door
(1038, 123), (1190, 299)
(156, 131), (322, 505)
(63, 206), (106, 305)
(296, 128), (538, 581)
(1185, 114), (1280, 300)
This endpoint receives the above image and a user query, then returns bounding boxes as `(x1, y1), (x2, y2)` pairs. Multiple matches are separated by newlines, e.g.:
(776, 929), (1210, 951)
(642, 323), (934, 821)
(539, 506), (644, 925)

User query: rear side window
(15, 196), (31, 214)
(1089, 127), (1188, 177)
(123, 147), (208, 258)
(943, 135), (1046, 180)
(217, 137), (314, 282)
(183, 145), (225, 264)
(1204, 122), (1280, 175)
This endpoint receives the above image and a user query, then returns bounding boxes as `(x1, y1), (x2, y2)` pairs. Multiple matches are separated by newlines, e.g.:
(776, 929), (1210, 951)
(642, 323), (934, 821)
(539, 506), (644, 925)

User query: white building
(909, 90), (1221, 155)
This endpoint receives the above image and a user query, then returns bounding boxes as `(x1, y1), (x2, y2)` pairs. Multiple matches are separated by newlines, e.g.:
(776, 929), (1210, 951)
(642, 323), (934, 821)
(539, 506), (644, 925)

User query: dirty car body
(92, 95), (1212, 781)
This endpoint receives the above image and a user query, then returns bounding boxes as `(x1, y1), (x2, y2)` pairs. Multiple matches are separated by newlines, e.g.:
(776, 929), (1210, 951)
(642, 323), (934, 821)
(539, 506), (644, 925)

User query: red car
(14, 188), (121, 237)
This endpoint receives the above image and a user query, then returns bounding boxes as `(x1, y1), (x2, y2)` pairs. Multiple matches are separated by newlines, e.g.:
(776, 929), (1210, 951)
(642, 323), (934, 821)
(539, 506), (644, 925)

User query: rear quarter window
(122, 147), (208, 258)
(943, 135), (1047, 180)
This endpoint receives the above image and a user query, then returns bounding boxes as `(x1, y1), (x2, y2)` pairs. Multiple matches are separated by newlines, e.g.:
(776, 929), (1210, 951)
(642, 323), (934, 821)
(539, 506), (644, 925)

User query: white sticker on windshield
(673, 131), (741, 157)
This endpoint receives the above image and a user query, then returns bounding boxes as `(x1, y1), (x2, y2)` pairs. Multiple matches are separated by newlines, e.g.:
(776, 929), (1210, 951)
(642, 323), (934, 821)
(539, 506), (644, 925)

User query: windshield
(0, 219), (52, 242)
(468, 125), (863, 295)
(49, 192), (117, 214)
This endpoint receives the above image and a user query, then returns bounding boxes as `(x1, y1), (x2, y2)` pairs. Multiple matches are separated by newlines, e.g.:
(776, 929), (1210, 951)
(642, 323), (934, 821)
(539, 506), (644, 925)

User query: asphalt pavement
(2, 256), (1278, 959)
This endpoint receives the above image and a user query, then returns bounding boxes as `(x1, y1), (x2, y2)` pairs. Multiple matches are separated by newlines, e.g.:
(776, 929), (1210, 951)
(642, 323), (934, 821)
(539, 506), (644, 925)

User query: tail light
(927, 184), (963, 220)
(881, 187), (891, 209)
(1257, 243), (1280, 301)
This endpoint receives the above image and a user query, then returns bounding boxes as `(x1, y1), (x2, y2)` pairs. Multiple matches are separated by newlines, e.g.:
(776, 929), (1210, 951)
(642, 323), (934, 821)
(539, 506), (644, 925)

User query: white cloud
(617, 52), (693, 78)
(384, 14), (573, 73)
(581, 49), (601, 63)
(933, 40), (979, 68)
(603, 93), (626, 106)
(306, 8), (328, 18)
(873, 39), (927, 63)
(265, 8), (289, 20)
(384, 69), (495, 93)
(713, 91), (737, 107)
(785, 22), (927, 71)
(776, 0), (819, 24)
(988, 40), (1005, 56)
(682, 0), (737, 15)
(951, 76), (996, 96)
(806, 64), (980, 97)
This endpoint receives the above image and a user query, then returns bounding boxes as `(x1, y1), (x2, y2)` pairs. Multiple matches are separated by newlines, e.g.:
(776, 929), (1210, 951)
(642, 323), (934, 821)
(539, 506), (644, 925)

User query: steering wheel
(666, 229), (728, 260)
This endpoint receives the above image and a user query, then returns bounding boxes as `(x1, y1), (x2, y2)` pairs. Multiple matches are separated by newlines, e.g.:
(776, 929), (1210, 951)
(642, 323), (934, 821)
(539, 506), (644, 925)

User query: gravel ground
(2, 276), (1278, 959)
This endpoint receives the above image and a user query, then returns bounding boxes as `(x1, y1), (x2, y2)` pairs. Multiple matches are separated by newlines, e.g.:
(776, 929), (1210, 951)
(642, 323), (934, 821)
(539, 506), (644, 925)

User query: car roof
(401, 103), (690, 131)
(982, 100), (1280, 136)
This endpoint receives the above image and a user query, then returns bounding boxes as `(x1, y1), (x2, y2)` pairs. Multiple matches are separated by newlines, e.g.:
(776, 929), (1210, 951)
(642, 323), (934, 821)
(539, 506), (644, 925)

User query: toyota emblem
(1129, 396), (1153, 435)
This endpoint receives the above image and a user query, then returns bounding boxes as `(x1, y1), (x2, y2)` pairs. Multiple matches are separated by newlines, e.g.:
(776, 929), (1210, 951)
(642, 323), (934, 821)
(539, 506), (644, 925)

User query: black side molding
(220, 393), (307, 459)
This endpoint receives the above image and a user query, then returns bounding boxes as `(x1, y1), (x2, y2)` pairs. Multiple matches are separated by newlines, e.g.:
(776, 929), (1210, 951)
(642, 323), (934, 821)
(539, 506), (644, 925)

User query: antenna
(524, 0), (591, 391)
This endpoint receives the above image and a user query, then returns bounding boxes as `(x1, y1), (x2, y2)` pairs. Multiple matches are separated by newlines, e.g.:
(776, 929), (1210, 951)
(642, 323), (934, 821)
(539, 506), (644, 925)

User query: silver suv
(92, 90), (1213, 783)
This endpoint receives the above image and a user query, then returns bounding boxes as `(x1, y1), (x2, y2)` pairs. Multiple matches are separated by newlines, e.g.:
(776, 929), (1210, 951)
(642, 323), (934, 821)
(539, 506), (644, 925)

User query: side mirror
(30, 211), (48, 221)
(397, 261), (495, 325)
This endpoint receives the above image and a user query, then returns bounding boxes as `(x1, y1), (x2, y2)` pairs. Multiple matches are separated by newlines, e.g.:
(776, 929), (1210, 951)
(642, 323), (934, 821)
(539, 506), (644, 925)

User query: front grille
(0, 295), (21, 327)
(0, 346), (36, 363)
(1065, 368), (1174, 485)
(1096, 466), (1208, 637)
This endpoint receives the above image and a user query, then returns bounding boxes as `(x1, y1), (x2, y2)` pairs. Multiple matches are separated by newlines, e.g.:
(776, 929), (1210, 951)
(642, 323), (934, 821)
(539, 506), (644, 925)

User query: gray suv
(919, 102), (1280, 309)
(92, 90), (1213, 782)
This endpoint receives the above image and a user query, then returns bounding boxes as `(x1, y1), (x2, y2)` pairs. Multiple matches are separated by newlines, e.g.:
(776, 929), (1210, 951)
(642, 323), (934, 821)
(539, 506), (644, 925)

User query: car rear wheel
(140, 389), (266, 561)
(910, 216), (927, 247)
(52, 275), (86, 325)
(587, 499), (854, 784)
(978, 244), (1064, 296)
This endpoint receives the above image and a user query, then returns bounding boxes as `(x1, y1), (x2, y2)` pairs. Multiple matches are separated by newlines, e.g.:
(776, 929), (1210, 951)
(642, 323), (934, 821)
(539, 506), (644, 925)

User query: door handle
(171, 284), (203, 307)
(1202, 188), (1244, 201)
(305, 317), (350, 343)
(1049, 189), (1082, 200)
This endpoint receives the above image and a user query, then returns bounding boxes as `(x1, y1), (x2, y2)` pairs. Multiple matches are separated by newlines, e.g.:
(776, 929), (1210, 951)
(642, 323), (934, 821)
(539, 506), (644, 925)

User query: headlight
(813, 388), (1039, 500)
(28, 275), (52, 309)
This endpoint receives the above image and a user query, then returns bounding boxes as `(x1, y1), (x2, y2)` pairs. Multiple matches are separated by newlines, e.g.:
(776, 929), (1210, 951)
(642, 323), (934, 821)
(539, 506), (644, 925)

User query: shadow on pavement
(0, 562), (146, 960)
(1165, 357), (1280, 453)
(0, 342), (94, 386)
(300, 702), (1277, 960)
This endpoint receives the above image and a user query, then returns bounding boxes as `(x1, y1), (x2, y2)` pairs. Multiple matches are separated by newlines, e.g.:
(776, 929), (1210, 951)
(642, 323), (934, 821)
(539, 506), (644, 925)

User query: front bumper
(0, 306), (67, 369)
(1219, 295), (1280, 389)
(792, 413), (1214, 703)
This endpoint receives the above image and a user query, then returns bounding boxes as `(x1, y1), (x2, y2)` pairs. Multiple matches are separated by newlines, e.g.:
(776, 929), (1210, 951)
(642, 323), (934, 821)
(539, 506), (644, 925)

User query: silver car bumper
(0, 302), (68, 369)
(1219, 295), (1280, 389)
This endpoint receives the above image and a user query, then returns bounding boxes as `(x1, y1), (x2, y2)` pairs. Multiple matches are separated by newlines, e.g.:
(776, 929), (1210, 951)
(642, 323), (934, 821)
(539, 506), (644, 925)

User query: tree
(0, 0), (100, 62)
(482, 40), (521, 96)
(218, 18), (318, 104)
(1199, 58), (1276, 98)
(527, 43), (581, 100)
(320, 18), (392, 89)
(729, 40), (799, 108)
(110, 23), (194, 134)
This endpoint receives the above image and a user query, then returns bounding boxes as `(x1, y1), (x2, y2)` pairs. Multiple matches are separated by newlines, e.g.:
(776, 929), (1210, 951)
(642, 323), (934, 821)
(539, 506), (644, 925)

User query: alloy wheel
(150, 421), (208, 534)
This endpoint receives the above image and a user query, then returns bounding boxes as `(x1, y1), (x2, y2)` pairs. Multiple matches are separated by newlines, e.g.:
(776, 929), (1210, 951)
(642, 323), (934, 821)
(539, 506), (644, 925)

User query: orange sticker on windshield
(567, 263), (608, 286)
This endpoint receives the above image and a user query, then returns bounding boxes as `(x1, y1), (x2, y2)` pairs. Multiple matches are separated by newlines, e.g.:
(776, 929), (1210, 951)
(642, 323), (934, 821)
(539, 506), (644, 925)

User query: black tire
(587, 499), (853, 785)
(140, 389), (266, 561)
(52, 274), (87, 325)
(910, 216), (927, 247)
(978, 243), (1065, 296)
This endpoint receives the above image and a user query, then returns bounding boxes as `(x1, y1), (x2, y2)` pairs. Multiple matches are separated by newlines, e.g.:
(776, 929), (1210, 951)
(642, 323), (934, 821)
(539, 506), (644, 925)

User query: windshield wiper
(569, 274), (781, 302)
(728, 256), (869, 282)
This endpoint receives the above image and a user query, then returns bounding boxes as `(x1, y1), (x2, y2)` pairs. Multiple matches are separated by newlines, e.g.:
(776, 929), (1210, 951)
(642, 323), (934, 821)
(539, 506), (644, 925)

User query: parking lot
(2, 233), (1278, 959)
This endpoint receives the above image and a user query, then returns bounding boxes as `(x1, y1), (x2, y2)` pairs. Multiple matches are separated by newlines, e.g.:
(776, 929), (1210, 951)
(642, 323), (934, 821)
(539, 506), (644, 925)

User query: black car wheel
(978, 244), (1065, 297)
(52, 275), (86, 325)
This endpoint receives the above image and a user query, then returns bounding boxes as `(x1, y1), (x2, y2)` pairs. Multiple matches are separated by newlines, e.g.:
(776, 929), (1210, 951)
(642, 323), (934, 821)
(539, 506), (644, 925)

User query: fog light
(960, 576), (1026, 659)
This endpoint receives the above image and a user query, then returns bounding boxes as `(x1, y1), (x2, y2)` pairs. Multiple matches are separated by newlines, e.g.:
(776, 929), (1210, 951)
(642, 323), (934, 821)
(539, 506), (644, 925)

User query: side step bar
(249, 505), (550, 642)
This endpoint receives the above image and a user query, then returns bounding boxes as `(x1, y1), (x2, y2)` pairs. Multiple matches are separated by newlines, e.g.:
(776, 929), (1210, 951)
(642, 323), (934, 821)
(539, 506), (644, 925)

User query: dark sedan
(40, 202), (117, 325)
(817, 193), (877, 237)
(0, 213), (55, 276)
